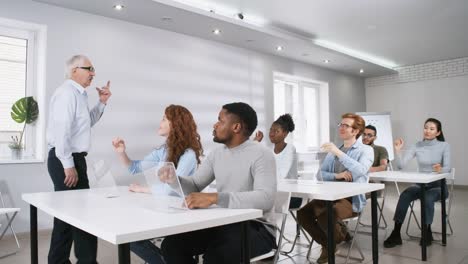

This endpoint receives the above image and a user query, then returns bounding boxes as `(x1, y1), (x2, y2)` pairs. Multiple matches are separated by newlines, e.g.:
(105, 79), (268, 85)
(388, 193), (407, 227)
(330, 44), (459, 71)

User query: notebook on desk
(143, 162), (189, 212)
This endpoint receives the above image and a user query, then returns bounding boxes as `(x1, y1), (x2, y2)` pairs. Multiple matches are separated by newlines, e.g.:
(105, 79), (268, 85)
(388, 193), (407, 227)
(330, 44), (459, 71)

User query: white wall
(0, 0), (366, 233)
(366, 59), (468, 185)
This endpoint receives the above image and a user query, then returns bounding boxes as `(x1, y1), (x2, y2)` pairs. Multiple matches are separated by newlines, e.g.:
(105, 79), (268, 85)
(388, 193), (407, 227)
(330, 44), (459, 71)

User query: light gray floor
(1, 183), (467, 264)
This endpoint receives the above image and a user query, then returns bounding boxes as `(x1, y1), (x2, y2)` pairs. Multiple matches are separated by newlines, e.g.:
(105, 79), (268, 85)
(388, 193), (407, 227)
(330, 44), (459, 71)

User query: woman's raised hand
(394, 138), (404, 153)
(112, 137), (126, 153)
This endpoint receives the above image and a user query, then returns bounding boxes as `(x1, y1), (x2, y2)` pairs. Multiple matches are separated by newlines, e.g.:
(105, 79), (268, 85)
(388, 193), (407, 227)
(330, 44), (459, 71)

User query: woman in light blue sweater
(112, 104), (203, 264)
(384, 118), (450, 248)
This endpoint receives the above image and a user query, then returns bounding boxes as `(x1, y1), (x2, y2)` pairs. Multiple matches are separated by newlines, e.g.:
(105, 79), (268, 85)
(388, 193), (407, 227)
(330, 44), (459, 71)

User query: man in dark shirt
(362, 125), (389, 172)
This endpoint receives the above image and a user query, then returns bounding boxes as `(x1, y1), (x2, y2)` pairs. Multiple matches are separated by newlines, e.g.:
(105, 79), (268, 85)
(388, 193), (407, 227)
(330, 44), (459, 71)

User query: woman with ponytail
(384, 118), (451, 248)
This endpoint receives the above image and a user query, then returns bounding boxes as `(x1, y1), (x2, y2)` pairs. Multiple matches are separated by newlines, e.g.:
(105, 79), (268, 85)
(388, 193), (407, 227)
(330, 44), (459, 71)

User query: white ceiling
(203, 0), (468, 67)
(34, 0), (468, 77)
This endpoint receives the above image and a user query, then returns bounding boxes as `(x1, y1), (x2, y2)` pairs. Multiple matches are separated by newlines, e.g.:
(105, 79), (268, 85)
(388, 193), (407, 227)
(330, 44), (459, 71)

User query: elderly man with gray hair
(46, 55), (111, 264)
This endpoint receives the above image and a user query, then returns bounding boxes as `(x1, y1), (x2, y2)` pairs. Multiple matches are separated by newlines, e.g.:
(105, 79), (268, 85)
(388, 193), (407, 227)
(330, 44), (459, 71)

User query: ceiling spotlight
(212, 29), (221, 35)
(323, 59), (330, 63)
(359, 69), (364, 74)
(113, 4), (124, 10)
(161, 17), (173, 22)
(276, 46), (283, 51)
(237, 13), (244, 20)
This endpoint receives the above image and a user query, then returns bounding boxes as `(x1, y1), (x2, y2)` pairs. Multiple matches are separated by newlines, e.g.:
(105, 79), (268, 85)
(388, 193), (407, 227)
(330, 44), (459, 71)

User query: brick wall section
(366, 57), (468, 87)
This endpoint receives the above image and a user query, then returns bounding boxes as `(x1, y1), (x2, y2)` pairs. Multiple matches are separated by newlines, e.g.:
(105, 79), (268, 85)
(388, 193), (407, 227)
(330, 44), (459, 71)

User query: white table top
(278, 180), (384, 201)
(22, 187), (262, 245)
(369, 171), (450, 184)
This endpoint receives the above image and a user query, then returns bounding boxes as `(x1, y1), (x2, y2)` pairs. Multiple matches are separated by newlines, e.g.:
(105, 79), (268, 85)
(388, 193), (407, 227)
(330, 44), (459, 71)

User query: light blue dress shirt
(47, 79), (105, 168)
(128, 145), (197, 177)
(320, 140), (374, 212)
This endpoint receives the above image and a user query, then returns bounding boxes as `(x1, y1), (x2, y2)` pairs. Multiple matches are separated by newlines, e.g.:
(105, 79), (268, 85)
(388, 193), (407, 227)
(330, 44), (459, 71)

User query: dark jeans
(161, 221), (275, 264)
(393, 182), (448, 225)
(130, 240), (165, 264)
(47, 148), (98, 264)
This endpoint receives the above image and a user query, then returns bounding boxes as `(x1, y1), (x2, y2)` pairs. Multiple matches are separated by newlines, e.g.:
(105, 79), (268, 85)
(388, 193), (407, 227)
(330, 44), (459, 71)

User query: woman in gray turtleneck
(384, 118), (450, 248)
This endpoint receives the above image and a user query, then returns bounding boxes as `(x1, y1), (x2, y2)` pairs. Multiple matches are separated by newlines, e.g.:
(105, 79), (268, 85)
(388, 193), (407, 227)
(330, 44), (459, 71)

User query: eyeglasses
(362, 133), (375, 138)
(76, 66), (95, 73)
(337, 123), (353, 129)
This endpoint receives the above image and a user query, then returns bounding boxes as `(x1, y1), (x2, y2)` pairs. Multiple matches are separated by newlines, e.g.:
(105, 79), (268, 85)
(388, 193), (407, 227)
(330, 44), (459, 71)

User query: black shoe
(419, 231), (434, 246)
(384, 231), (402, 248)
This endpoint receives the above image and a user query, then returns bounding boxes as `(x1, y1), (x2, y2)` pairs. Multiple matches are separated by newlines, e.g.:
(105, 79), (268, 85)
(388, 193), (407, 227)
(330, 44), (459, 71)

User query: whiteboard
(356, 112), (394, 161)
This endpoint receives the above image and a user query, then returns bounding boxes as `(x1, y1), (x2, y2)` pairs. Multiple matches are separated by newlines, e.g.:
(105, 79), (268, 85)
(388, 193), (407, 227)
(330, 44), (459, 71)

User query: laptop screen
(143, 162), (189, 211)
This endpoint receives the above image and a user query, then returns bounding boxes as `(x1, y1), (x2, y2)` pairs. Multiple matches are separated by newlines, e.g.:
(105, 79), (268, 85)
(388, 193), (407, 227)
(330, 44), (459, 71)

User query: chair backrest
(387, 161), (394, 171)
(273, 191), (292, 214)
(448, 168), (455, 181)
(447, 168), (455, 200)
(264, 191), (291, 224)
(438, 168), (455, 205)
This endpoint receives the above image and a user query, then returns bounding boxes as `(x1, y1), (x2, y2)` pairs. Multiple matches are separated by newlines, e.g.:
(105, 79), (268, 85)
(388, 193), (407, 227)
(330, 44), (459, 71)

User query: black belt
(50, 148), (88, 157)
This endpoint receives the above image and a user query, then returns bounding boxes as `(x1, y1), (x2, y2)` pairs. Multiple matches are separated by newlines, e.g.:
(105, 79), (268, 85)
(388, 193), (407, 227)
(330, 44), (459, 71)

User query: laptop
(142, 162), (189, 212)
(91, 160), (120, 198)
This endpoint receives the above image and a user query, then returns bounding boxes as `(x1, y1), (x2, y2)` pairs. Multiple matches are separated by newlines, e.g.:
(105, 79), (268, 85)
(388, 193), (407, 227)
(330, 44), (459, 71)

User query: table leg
(30, 205), (38, 264)
(327, 201), (335, 264)
(420, 183), (427, 261)
(241, 221), (250, 264)
(118, 243), (130, 264)
(441, 178), (447, 246)
(371, 191), (379, 264)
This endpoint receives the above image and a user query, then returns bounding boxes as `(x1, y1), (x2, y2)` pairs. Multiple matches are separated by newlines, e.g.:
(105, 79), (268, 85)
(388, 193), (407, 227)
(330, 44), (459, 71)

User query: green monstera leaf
(10, 96), (39, 124)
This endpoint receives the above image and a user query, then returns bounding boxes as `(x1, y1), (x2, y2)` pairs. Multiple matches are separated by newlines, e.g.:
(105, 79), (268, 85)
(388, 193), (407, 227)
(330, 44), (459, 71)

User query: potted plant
(9, 96), (39, 159)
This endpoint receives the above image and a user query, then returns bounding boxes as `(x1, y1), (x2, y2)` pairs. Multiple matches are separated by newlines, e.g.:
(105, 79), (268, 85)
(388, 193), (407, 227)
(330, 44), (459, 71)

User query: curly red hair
(165, 105), (203, 167)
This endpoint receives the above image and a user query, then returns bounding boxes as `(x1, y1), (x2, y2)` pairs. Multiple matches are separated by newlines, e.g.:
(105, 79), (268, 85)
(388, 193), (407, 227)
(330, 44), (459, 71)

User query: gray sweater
(179, 140), (277, 212)
(395, 139), (451, 173)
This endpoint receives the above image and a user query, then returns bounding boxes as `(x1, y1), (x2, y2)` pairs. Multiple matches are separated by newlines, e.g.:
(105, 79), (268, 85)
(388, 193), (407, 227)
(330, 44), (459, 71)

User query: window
(0, 18), (46, 163)
(273, 72), (329, 152)
(0, 36), (27, 134)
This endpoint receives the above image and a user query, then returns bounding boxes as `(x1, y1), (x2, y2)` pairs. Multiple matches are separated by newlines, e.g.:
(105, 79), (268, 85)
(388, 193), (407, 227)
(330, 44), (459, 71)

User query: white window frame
(273, 72), (330, 152)
(0, 17), (47, 164)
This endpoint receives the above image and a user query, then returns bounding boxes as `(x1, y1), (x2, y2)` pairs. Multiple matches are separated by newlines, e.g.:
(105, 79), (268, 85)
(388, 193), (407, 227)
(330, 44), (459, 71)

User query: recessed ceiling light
(161, 17), (173, 22)
(113, 4), (124, 10)
(359, 69), (364, 74)
(276, 46), (283, 51)
(323, 59), (330, 63)
(212, 29), (221, 35)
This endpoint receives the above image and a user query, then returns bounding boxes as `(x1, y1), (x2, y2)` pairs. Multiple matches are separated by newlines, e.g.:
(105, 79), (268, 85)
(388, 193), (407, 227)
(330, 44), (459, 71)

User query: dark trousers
(161, 221), (275, 264)
(47, 148), (98, 264)
(130, 240), (165, 264)
(394, 182), (448, 225)
(297, 199), (356, 248)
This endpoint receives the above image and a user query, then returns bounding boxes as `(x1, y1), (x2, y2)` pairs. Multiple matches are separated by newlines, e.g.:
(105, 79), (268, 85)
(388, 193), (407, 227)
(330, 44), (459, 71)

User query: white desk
(369, 171), (449, 184)
(278, 181), (384, 264)
(369, 171), (450, 261)
(22, 187), (262, 264)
